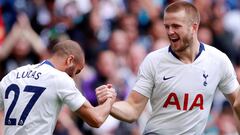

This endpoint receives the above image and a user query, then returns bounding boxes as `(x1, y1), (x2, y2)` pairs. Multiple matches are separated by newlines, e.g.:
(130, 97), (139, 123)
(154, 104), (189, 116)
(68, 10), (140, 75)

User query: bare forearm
(110, 101), (138, 123)
(233, 87), (240, 120)
(0, 31), (19, 61)
(23, 29), (46, 55)
(76, 98), (113, 128)
(110, 91), (148, 123)
(140, 0), (159, 21)
(234, 107), (240, 120)
(0, 111), (3, 135)
(93, 98), (113, 125)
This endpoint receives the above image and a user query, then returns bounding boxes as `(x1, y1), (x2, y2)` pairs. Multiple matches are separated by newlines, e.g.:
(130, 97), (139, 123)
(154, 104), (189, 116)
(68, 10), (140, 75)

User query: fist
(96, 84), (116, 104)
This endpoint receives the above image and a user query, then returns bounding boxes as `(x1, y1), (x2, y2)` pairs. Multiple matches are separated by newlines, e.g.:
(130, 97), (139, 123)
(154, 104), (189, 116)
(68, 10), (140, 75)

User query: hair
(52, 40), (84, 63)
(164, 1), (200, 24)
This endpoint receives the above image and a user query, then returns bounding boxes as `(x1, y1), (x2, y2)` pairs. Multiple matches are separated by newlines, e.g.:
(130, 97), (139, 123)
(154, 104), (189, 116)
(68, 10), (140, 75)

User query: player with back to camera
(96, 1), (240, 135)
(0, 40), (116, 135)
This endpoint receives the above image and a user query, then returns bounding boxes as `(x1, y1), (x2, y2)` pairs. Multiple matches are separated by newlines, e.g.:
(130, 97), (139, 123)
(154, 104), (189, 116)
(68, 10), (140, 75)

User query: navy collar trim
(37, 60), (55, 68)
(43, 60), (55, 67)
(168, 43), (205, 60)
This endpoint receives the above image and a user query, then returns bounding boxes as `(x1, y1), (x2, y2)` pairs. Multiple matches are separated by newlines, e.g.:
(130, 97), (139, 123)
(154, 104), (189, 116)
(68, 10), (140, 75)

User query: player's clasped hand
(96, 84), (116, 105)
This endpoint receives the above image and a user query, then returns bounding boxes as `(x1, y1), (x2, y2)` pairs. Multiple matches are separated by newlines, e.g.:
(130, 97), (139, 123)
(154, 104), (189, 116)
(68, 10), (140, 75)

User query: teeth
(168, 35), (179, 42)
(171, 38), (179, 42)
(169, 37), (178, 40)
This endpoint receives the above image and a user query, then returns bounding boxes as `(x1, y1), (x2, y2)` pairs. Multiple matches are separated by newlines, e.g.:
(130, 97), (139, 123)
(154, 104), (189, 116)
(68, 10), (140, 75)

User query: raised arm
(0, 24), (21, 61)
(0, 13), (48, 61)
(17, 13), (48, 59)
(74, 85), (116, 128)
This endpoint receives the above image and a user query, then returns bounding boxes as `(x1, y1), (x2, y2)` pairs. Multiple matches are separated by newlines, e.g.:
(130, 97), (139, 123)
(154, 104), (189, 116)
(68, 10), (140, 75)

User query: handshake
(96, 84), (117, 105)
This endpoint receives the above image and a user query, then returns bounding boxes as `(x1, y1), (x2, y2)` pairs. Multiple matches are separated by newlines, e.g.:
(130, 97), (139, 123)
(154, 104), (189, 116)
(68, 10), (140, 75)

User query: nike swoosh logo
(163, 76), (175, 80)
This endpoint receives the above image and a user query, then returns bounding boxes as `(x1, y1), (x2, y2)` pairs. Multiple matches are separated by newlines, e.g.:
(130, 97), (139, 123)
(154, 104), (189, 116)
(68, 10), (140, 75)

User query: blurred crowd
(0, 0), (240, 135)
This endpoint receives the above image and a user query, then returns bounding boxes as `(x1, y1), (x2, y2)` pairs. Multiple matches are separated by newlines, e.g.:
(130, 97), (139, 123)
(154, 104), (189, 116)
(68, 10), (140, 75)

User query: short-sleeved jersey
(133, 43), (239, 135)
(0, 60), (86, 135)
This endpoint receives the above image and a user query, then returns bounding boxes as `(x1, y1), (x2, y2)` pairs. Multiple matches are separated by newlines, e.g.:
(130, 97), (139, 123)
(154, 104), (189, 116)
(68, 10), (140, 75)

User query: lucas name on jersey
(16, 70), (42, 80)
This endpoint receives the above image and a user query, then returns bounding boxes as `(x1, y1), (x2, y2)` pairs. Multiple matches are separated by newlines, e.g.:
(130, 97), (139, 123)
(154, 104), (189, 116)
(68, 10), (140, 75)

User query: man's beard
(65, 65), (75, 77)
(177, 33), (194, 52)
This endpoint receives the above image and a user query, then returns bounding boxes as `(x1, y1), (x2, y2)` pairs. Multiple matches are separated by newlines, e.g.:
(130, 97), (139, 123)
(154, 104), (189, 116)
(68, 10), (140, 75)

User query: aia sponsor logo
(163, 92), (204, 110)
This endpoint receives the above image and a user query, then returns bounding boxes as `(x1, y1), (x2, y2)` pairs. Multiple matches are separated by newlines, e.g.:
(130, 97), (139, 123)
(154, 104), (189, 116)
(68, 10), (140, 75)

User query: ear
(66, 55), (75, 66)
(192, 23), (199, 32)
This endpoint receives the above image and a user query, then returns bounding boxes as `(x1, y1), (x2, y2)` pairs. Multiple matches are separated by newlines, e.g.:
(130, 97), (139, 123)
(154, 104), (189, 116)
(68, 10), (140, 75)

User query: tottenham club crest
(203, 72), (208, 86)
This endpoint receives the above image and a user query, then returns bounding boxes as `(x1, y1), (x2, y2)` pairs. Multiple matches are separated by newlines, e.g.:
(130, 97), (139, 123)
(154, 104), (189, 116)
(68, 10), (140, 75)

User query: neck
(175, 39), (200, 64)
(48, 56), (66, 72)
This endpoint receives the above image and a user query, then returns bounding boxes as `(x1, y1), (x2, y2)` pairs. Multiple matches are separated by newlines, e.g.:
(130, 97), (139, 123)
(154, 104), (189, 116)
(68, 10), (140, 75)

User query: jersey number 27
(4, 84), (45, 126)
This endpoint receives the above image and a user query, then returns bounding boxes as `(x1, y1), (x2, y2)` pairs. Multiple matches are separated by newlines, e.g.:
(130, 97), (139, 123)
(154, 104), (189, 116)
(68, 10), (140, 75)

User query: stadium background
(0, 0), (240, 134)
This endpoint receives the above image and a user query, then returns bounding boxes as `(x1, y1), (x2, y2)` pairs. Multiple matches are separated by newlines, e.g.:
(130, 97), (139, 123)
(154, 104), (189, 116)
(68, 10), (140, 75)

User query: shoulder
(52, 70), (73, 83)
(139, 46), (169, 72)
(2, 64), (31, 80)
(203, 43), (229, 61)
(54, 71), (75, 88)
(41, 68), (76, 91)
(36, 64), (75, 88)
(145, 46), (169, 61)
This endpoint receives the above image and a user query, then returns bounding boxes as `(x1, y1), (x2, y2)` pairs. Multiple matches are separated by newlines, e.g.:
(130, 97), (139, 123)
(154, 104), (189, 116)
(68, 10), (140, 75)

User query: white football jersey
(0, 60), (86, 135)
(133, 43), (239, 135)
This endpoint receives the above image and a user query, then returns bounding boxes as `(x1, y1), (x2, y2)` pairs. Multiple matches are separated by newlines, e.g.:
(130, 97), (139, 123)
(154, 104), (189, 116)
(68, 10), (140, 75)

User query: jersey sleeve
(133, 54), (155, 98)
(218, 54), (239, 94)
(57, 76), (86, 111)
(0, 81), (4, 111)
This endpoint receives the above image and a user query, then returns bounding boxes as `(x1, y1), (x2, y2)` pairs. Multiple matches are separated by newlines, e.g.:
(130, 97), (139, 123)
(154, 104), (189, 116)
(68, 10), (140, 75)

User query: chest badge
(203, 73), (208, 86)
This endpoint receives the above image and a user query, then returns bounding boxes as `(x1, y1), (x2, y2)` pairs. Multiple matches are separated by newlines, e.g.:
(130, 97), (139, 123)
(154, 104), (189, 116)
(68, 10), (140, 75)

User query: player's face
(163, 10), (194, 52)
(65, 63), (84, 78)
(65, 57), (84, 78)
